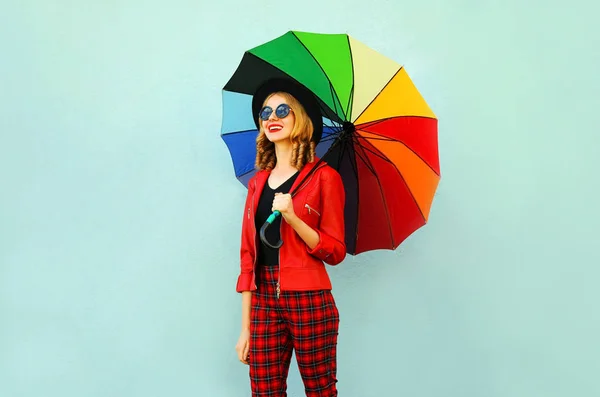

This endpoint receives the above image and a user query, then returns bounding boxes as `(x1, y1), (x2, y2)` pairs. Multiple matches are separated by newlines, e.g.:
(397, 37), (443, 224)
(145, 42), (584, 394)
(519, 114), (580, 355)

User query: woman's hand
(273, 192), (320, 249)
(272, 193), (296, 223)
(235, 328), (250, 365)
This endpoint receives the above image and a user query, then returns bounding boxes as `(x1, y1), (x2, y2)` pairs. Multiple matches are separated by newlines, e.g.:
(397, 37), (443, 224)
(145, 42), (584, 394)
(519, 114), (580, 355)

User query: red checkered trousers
(249, 265), (340, 397)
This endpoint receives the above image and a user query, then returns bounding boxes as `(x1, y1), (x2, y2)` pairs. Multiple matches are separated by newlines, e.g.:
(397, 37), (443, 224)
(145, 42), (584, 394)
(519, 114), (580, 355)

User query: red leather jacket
(236, 158), (346, 292)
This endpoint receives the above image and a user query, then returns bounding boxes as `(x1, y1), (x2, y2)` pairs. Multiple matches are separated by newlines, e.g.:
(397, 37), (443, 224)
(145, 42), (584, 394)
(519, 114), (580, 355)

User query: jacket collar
(252, 157), (326, 211)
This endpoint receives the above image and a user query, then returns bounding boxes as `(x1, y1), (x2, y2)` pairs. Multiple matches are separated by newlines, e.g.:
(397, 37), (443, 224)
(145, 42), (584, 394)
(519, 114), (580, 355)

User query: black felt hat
(252, 78), (323, 144)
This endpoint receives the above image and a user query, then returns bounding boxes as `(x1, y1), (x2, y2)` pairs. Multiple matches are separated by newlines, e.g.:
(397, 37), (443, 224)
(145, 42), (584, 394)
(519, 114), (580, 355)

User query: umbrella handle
(260, 210), (283, 249)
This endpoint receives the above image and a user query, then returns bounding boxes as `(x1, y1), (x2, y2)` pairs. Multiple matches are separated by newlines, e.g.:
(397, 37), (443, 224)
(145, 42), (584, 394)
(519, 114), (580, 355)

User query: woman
(235, 78), (346, 397)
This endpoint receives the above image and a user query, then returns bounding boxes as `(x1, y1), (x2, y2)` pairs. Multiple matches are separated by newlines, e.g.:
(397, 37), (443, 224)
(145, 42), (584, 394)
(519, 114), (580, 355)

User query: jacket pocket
(304, 203), (321, 217)
(302, 201), (321, 228)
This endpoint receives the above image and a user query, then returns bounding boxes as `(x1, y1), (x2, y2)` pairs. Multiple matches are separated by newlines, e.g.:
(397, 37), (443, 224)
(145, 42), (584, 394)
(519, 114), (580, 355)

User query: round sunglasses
(259, 103), (293, 121)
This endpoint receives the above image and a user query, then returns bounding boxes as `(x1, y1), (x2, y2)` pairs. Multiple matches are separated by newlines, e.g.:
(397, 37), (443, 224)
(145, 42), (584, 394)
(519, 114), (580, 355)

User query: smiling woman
(256, 91), (315, 171)
(234, 77), (347, 397)
(221, 30), (442, 397)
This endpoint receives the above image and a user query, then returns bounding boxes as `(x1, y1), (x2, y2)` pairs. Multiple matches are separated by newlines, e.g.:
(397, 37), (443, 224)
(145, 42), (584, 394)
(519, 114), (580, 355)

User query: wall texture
(1, 0), (598, 396)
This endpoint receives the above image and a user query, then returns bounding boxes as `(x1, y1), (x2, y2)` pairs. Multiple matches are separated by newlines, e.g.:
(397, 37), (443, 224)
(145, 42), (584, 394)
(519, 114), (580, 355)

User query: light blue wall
(2, 0), (599, 396)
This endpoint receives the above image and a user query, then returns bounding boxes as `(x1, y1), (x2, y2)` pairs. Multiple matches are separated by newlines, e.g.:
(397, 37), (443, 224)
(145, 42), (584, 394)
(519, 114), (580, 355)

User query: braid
(290, 140), (316, 170)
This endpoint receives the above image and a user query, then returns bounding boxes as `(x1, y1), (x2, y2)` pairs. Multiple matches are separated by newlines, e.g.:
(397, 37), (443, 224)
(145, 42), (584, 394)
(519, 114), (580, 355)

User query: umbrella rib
(336, 132), (346, 169)
(353, 133), (399, 143)
(351, 136), (396, 248)
(352, 139), (381, 174)
(356, 114), (437, 129)
(340, 134), (360, 254)
(221, 128), (257, 136)
(346, 34), (355, 120)
(320, 135), (339, 144)
(346, 86), (355, 124)
(351, 135), (394, 166)
(291, 32), (346, 120)
(328, 83), (341, 120)
(352, 66), (403, 124)
(352, 135), (427, 225)
(354, 129), (441, 177)
(346, 136), (360, 179)
(336, 130), (363, 253)
(237, 167), (256, 180)
(346, 135), (360, 254)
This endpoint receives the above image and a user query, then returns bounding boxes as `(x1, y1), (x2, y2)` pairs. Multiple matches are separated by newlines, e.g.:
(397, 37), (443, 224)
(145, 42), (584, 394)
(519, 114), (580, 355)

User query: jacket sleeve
(306, 168), (347, 265)
(236, 178), (256, 292)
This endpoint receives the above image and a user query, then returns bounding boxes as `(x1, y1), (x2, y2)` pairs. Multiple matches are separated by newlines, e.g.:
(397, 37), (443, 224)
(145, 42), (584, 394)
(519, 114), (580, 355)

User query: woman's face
(261, 94), (295, 143)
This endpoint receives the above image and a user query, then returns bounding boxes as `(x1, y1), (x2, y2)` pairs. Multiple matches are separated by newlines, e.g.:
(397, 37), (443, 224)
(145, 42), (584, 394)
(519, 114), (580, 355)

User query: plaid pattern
(250, 266), (339, 397)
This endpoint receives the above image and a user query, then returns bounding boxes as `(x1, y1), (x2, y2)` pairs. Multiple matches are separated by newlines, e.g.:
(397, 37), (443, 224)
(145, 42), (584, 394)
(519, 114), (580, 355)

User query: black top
(255, 171), (300, 266)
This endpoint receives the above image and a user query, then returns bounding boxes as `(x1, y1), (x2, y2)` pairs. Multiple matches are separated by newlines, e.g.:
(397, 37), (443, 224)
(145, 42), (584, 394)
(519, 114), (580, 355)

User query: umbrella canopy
(221, 31), (439, 255)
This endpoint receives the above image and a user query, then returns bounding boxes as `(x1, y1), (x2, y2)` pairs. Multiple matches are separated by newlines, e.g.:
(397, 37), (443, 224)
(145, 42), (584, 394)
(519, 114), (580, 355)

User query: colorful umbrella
(221, 31), (439, 255)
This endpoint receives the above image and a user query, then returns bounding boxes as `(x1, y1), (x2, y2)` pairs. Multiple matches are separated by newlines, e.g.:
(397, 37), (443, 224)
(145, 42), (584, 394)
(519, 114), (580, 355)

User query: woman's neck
(273, 140), (296, 173)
